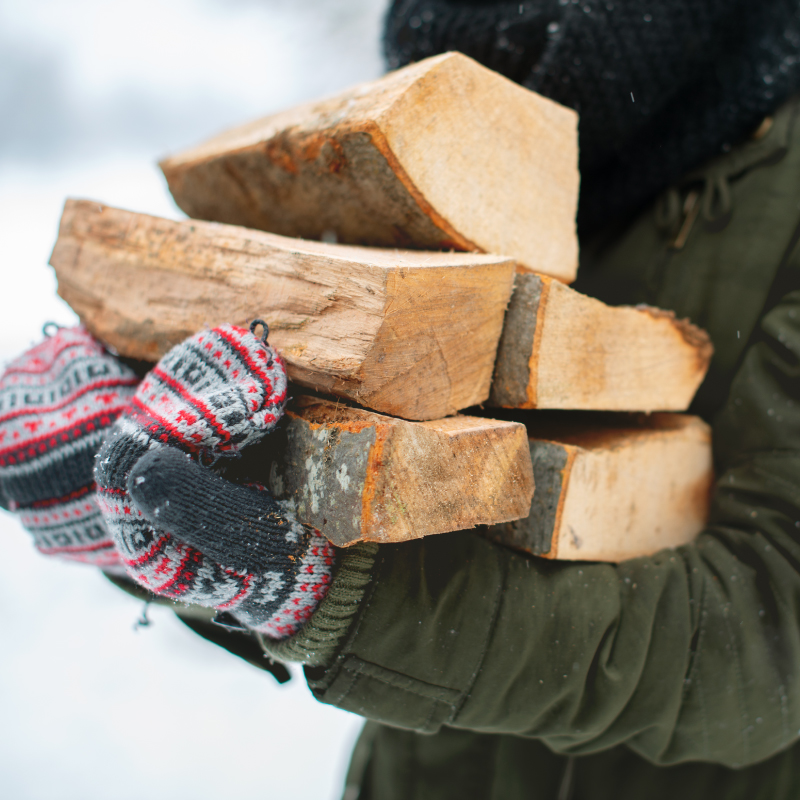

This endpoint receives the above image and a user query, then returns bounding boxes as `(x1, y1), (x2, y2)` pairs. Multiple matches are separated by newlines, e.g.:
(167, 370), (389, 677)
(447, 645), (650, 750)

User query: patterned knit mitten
(95, 321), (336, 637)
(0, 325), (140, 568)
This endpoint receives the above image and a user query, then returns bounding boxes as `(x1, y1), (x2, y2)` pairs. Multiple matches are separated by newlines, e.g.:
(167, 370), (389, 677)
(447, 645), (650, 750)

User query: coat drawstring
(653, 107), (793, 251)
(557, 755), (576, 800)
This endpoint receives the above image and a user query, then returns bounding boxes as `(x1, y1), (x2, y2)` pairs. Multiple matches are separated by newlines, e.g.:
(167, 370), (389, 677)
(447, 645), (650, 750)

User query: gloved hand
(95, 321), (336, 638)
(0, 324), (140, 569)
(125, 446), (335, 636)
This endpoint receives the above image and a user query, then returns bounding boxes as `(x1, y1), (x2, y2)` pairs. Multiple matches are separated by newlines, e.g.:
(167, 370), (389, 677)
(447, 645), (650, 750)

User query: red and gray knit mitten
(0, 325), (140, 569)
(95, 321), (336, 638)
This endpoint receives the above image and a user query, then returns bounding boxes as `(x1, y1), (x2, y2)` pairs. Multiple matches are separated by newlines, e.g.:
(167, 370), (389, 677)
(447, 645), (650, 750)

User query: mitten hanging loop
(250, 318), (270, 344)
(41, 321), (62, 338)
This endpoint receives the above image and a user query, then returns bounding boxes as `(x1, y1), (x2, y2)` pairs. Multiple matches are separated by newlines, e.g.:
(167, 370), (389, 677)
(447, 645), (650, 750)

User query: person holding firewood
(3, 2), (800, 798)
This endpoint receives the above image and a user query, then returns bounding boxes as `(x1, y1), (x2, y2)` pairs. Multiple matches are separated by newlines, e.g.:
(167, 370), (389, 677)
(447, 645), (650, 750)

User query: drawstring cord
(656, 170), (733, 251)
(701, 172), (732, 229)
(654, 106), (793, 250)
(557, 755), (576, 800)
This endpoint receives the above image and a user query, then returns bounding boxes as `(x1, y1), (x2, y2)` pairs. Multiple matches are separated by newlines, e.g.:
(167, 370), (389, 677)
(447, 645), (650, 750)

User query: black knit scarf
(385, 0), (800, 235)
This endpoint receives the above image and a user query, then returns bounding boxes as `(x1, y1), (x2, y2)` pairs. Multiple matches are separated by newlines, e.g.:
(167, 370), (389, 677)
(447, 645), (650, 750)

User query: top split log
(160, 52), (581, 283)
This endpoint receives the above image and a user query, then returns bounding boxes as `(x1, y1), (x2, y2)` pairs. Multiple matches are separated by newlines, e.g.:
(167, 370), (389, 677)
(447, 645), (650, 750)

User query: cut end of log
(486, 411), (713, 562)
(636, 305), (715, 365)
(490, 273), (713, 412)
(160, 52), (580, 282)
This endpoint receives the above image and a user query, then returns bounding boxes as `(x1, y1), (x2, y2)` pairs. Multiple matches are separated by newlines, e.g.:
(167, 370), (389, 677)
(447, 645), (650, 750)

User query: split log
(486, 412), (713, 562)
(49, 199), (516, 421)
(160, 52), (580, 282)
(263, 396), (534, 547)
(490, 273), (713, 412)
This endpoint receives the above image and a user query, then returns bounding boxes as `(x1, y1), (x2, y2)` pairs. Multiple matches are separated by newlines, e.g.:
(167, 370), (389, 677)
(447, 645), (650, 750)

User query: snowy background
(0, 1), (388, 797)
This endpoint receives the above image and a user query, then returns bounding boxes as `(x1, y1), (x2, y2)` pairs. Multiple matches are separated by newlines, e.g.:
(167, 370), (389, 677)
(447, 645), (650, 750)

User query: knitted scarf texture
(385, 0), (800, 234)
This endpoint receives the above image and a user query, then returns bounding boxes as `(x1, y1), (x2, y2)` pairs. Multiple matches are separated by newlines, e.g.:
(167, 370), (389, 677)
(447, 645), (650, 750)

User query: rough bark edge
(635, 305), (715, 365)
(489, 273), (543, 408)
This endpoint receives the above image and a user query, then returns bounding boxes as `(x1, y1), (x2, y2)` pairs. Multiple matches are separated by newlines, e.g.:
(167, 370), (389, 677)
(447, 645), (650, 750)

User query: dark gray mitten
(127, 446), (335, 635)
(95, 321), (334, 638)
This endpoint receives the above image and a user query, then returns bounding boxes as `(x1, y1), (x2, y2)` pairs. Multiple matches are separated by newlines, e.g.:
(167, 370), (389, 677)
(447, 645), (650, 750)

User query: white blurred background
(0, 1), (388, 797)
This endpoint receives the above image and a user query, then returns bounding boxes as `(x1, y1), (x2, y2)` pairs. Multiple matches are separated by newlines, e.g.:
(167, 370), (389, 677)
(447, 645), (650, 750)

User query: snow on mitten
(95, 320), (336, 637)
(0, 325), (140, 569)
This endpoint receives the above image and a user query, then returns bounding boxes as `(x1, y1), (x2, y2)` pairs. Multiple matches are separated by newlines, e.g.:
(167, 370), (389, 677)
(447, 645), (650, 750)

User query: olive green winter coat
(161, 97), (800, 799)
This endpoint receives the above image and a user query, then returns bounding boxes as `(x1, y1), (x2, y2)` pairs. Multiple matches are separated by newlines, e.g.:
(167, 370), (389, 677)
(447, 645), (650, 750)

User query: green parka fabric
(282, 95), (800, 798)
(156, 97), (800, 798)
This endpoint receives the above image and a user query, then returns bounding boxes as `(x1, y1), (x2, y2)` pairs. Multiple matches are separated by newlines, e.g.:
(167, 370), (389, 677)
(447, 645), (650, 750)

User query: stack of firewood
(49, 53), (714, 563)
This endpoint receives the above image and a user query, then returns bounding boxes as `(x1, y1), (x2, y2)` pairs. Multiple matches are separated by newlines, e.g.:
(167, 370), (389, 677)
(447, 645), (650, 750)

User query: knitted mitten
(95, 321), (336, 637)
(0, 325), (140, 568)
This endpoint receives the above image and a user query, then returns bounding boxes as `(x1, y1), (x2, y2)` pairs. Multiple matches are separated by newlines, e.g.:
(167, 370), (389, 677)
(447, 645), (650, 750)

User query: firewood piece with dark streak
(490, 273), (713, 412)
(49, 199), (516, 421)
(265, 396), (535, 547)
(486, 412), (713, 562)
(159, 52), (580, 282)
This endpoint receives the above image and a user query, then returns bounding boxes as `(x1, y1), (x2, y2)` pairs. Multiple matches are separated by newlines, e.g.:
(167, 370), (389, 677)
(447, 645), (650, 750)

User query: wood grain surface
(486, 412), (713, 561)
(160, 52), (580, 282)
(490, 273), (713, 411)
(50, 199), (516, 421)
(265, 396), (534, 546)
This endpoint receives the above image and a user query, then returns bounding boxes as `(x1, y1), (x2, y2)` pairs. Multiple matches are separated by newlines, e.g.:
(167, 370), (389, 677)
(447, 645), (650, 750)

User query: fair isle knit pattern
(227, 481), (335, 636)
(254, 518), (335, 638)
(128, 322), (288, 457)
(96, 322), (335, 637)
(0, 326), (140, 567)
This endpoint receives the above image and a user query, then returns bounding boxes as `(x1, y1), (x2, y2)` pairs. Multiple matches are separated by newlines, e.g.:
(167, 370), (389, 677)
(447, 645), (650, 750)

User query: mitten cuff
(257, 542), (379, 667)
(239, 525), (337, 638)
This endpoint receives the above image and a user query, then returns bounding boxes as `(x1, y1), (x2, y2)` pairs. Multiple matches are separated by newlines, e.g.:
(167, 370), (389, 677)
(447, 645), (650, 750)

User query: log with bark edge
(49, 199), (516, 421)
(490, 273), (713, 412)
(159, 52), (580, 282)
(486, 411), (713, 562)
(262, 396), (534, 547)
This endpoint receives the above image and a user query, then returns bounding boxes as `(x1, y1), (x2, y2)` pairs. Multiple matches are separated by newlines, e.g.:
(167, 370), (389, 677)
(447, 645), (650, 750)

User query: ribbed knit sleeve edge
(256, 541), (379, 667)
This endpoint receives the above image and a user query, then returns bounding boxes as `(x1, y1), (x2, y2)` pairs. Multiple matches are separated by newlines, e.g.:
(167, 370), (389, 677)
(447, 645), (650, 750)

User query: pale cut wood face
(490, 273), (713, 412)
(486, 412), (713, 562)
(378, 53), (579, 280)
(553, 419), (712, 561)
(49, 199), (516, 421)
(160, 52), (580, 282)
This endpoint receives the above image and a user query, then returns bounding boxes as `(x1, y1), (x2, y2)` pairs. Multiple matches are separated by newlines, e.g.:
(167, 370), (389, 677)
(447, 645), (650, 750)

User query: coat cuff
(256, 542), (379, 666)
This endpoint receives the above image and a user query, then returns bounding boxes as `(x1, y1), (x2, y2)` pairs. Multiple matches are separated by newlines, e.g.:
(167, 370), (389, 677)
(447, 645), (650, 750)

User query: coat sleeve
(302, 286), (800, 769)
